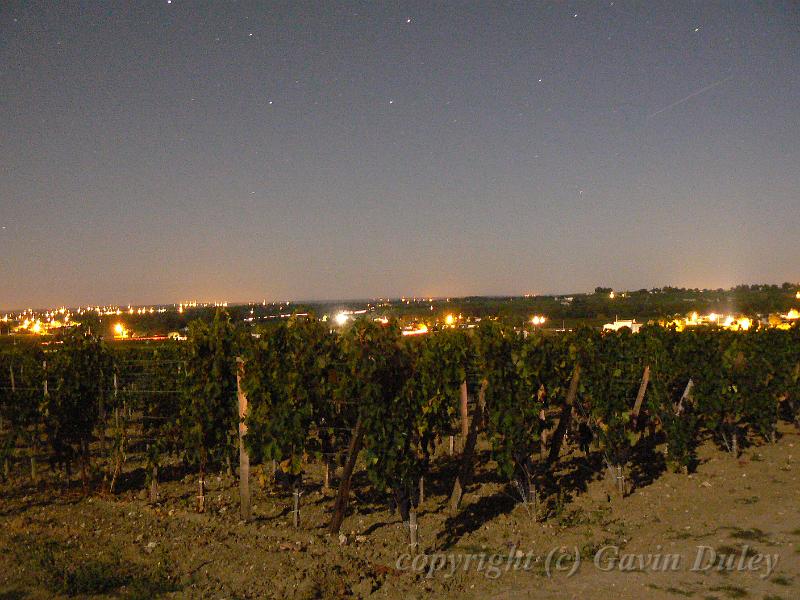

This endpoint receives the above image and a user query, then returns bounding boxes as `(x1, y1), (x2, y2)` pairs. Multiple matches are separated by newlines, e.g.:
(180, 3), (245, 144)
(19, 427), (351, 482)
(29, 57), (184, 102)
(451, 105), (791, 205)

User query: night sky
(2, 1), (799, 309)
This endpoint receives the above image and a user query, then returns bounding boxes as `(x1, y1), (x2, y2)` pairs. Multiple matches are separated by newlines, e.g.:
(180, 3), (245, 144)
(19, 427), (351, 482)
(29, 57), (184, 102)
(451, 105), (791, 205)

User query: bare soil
(2, 426), (799, 600)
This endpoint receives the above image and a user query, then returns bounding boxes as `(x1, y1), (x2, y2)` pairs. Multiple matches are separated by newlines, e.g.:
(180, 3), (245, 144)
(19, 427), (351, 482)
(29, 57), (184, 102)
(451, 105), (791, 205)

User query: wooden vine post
(631, 365), (650, 430)
(236, 358), (251, 521)
(675, 378), (693, 415)
(449, 380), (487, 514)
(409, 506), (419, 548)
(459, 380), (469, 441)
(6, 365), (14, 480)
(792, 362), (800, 430)
(292, 483), (301, 528)
(140, 377), (161, 504)
(323, 461), (331, 492)
(34, 360), (47, 484)
(328, 417), (365, 535)
(546, 365), (581, 466)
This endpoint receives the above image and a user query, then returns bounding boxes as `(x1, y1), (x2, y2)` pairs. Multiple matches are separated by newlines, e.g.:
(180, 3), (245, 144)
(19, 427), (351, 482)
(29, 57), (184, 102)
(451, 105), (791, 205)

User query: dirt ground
(1, 425), (799, 600)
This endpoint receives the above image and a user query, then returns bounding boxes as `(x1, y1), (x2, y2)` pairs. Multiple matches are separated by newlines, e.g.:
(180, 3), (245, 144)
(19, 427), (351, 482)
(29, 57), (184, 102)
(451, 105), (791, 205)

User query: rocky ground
(2, 425), (799, 599)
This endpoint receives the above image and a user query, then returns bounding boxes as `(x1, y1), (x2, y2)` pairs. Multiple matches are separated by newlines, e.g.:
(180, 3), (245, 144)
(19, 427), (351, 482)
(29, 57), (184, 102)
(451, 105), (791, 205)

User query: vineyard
(1, 312), (799, 598)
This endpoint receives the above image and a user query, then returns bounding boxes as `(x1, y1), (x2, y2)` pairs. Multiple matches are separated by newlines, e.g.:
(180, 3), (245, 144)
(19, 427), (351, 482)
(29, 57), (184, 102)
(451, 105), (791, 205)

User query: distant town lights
(444, 314), (455, 326)
(335, 312), (349, 326)
(531, 315), (546, 326)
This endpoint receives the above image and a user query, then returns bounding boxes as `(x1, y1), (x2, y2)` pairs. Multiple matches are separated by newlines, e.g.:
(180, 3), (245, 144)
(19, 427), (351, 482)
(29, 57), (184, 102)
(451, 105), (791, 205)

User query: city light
(530, 315), (547, 326)
(335, 312), (349, 326)
(444, 314), (455, 326)
(402, 324), (428, 336)
(113, 323), (129, 339)
(785, 309), (799, 320)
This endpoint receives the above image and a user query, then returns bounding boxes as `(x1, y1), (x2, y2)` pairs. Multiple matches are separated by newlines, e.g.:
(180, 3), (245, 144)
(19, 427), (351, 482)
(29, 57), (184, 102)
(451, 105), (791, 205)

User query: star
(694, 27), (700, 32)
(388, 99), (394, 104)
(406, 18), (412, 24)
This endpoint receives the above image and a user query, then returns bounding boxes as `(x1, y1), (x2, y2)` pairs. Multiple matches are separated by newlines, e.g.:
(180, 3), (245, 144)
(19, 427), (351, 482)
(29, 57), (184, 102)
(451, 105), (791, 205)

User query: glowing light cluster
(402, 323), (428, 336)
(664, 312), (760, 332)
(530, 315), (547, 326)
(13, 316), (74, 335)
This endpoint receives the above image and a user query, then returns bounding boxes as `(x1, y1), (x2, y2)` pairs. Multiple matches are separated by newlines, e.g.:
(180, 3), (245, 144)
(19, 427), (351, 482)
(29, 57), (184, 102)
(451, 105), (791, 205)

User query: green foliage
(244, 317), (341, 475)
(639, 325), (698, 471)
(478, 322), (540, 485)
(372, 327), (474, 500)
(579, 327), (642, 469)
(745, 327), (800, 440)
(0, 344), (44, 478)
(181, 309), (239, 473)
(342, 319), (412, 492)
(4, 310), (800, 521)
(680, 329), (746, 452)
(407, 328), (472, 453)
(113, 342), (184, 480)
(43, 327), (113, 482)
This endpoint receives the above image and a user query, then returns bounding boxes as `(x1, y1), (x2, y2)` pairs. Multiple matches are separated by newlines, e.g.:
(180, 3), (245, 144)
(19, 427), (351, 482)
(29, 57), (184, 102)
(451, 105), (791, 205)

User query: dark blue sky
(1, 1), (799, 308)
